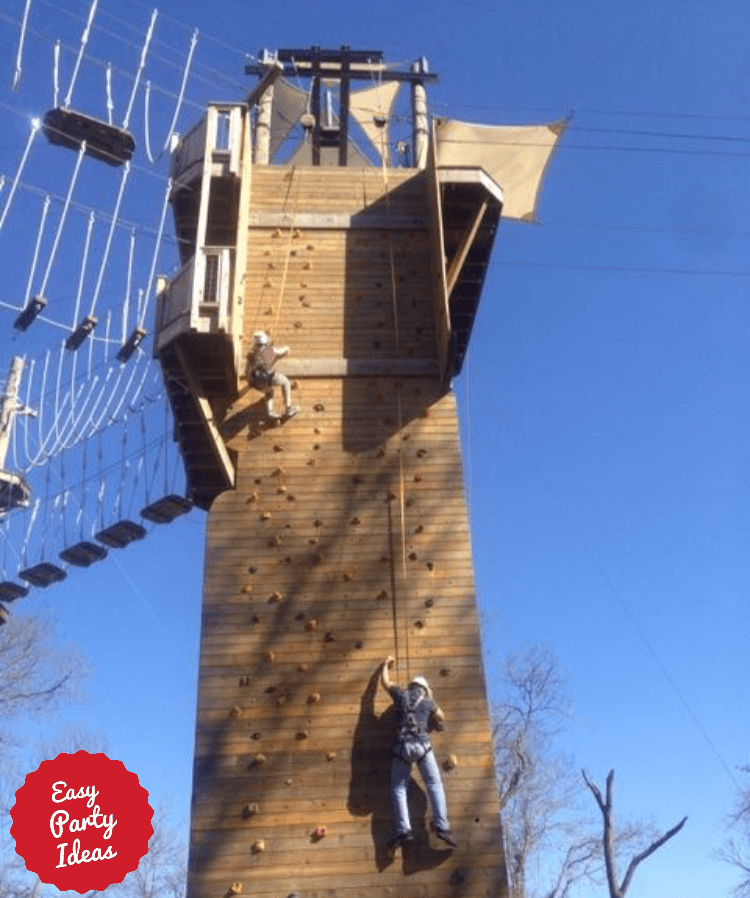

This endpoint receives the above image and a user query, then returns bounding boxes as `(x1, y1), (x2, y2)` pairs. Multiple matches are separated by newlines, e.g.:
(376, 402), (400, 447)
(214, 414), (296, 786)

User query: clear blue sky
(2, 0), (749, 896)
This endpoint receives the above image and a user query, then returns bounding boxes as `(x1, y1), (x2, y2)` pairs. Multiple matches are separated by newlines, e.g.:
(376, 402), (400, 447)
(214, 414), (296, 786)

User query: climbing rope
(63, 0), (100, 109)
(22, 195), (52, 312)
(161, 29), (199, 153)
(137, 177), (172, 331)
(87, 162), (132, 320)
(71, 211), (96, 331)
(0, 117), (41, 231)
(12, 0), (33, 91)
(122, 9), (158, 131)
(270, 167), (304, 337)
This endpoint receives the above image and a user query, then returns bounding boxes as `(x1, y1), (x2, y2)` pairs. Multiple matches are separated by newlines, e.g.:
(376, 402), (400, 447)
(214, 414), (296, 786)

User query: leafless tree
(108, 804), (187, 898)
(0, 613), (88, 897)
(582, 768), (687, 898)
(493, 646), (596, 898)
(716, 766), (750, 897)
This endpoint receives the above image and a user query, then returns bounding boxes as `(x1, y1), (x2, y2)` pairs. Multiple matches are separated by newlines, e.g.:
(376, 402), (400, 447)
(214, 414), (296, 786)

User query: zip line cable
(0, 116), (40, 230)
(121, 7), (157, 130)
(11, 0), (32, 90)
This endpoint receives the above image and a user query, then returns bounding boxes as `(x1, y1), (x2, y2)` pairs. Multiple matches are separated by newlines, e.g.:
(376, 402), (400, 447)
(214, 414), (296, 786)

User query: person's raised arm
(381, 655), (395, 691)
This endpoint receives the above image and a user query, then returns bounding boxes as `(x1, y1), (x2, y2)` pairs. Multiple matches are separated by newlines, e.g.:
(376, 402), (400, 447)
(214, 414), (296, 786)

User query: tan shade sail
(434, 118), (567, 222)
(349, 81), (400, 164)
(270, 79), (309, 160)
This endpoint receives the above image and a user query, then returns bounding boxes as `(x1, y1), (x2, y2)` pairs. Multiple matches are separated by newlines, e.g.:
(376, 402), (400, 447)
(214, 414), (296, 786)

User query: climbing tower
(155, 46), (564, 898)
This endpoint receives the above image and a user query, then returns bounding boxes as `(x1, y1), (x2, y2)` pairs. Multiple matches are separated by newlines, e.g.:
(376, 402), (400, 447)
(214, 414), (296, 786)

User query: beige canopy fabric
(434, 118), (567, 222)
(270, 79), (309, 160)
(349, 81), (400, 164)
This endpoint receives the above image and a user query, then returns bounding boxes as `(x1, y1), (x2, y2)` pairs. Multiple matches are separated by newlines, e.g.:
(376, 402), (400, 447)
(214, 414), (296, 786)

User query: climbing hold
(243, 803), (260, 818)
(406, 499), (414, 507)
(246, 492), (259, 503)
(268, 262), (276, 270)
(409, 552), (418, 561)
(298, 663), (309, 672)
(250, 753), (266, 767)
(417, 448), (428, 457)
(313, 519), (324, 528)
(444, 754), (459, 771)
(305, 619), (319, 631)
(248, 566), (259, 574)
(380, 555), (390, 563)
(314, 427), (323, 435)
(354, 641), (364, 650)
(273, 444), (284, 452)
(376, 446), (386, 457)
(241, 585), (253, 594)
(303, 260), (312, 270)
(296, 730), (309, 740)
(283, 555), (293, 565)
(350, 517), (361, 526)
(290, 249), (298, 257)
(252, 732), (262, 740)
(268, 591), (283, 603)
(312, 826), (326, 841)
(306, 458), (318, 467)
(377, 590), (389, 600)
(352, 474), (362, 484)
(230, 706), (243, 717)
(265, 686), (277, 694)
(286, 494), (296, 502)
(300, 281), (309, 288)
(387, 491), (397, 501)
(440, 668), (451, 677)
(273, 228), (282, 238)
(308, 537), (319, 545)
(313, 443), (320, 450)
(293, 228), (301, 238)
(264, 651), (275, 662)
(307, 692), (322, 704)
(426, 561), (435, 571)
(229, 882), (243, 894)
(414, 474), (422, 482)
(342, 571), (353, 582)
(294, 321), (303, 329)
(285, 778), (294, 785)
(260, 511), (272, 521)
(263, 279), (273, 288)
(313, 403), (325, 412)
(414, 524), (425, 534)
(251, 615), (261, 624)
(324, 632), (336, 643)
(415, 620), (425, 629)
(402, 433), (411, 441)
(239, 676), (251, 686)
(251, 840), (265, 854)
(268, 535), (282, 547)
(295, 612), (305, 621)
(271, 467), (284, 477)
(306, 243), (315, 250)
(326, 751), (337, 761)
(425, 598), (434, 608)
(276, 694), (288, 707)
(276, 485), (287, 494)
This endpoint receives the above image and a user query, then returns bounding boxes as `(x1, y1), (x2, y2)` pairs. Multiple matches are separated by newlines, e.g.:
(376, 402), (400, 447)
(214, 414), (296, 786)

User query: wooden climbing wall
(186, 166), (508, 898)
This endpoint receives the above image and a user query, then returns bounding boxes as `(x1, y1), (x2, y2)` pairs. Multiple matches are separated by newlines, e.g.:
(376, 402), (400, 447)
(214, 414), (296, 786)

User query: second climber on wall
(381, 655), (458, 854)
(246, 330), (300, 420)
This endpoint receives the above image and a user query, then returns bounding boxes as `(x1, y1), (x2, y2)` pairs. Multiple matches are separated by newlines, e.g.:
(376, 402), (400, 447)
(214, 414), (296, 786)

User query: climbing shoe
(435, 829), (458, 848)
(285, 405), (300, 419)
(387, 831), (413, 854)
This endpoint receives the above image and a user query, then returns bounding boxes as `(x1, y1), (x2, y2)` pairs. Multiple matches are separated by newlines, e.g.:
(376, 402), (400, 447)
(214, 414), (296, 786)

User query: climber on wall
(380, 655), (458, 853)
(245, 331), (299, 420)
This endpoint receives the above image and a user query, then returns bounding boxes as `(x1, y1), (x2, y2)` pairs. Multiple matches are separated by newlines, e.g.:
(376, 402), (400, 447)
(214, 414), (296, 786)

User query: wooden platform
(185, 166), (507, 898)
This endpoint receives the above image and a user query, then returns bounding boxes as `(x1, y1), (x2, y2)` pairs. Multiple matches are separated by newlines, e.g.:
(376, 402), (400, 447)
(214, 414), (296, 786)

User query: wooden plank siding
(187, 164), (507, 898)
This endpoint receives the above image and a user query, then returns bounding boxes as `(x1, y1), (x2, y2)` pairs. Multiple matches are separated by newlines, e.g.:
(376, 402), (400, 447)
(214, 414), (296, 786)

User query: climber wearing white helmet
(381, 655), (458, 853)
(245, 331), (299, 420)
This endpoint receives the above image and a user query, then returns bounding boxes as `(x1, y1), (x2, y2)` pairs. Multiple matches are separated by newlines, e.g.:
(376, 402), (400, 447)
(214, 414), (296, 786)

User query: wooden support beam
(446, 199), (488, 297)
(173, 343), (235, 490)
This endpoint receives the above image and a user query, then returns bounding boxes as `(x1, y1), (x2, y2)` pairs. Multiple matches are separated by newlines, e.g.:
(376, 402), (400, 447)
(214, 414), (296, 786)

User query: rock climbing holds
(229, 882), (243, 894)
(268, 591), (283, 603)
(307, 692), (321, 704)
(251, 840), (265, 854)
(264, 651), (275, 662)
(243, 803), (260, 818)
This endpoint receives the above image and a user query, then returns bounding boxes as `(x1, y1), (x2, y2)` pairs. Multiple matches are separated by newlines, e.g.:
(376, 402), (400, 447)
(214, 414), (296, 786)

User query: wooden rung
(13, 295), (46, 332)
(43, 108), (135, 167)
(116, 327), (147, 363)
(0, 581), (29, 602)
(59, 540), (108, 568)
(18, 562), (67, 588)
(65, 315), (98, 351)
(95, 519), (147, 549)
(140, 494), (193, 524)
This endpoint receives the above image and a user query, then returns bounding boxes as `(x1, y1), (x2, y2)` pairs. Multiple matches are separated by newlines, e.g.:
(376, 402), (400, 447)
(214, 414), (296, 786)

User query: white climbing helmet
(254, 330), (270, 346)
(408, 675), (432, 699)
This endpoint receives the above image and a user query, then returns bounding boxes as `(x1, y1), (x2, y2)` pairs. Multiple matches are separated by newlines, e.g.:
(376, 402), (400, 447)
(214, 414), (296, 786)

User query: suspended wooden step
(65, 315), (98, 351)
(95, 519), (146, 549)
(0, 603), (9, 625)
(43, 108), (136, 167)
(0, 581), (29, 602)
(18, 561), (67, 588)
(13, 295), (47, 332)
(0, 470), (31, 513)
(140, 494), (193, 524)
(116, 326), (147, 363)
(59, 540), (108, 568)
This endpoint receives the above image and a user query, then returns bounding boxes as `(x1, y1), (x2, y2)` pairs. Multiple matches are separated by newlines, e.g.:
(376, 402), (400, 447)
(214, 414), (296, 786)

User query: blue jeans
(390, 747), (450, 836)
